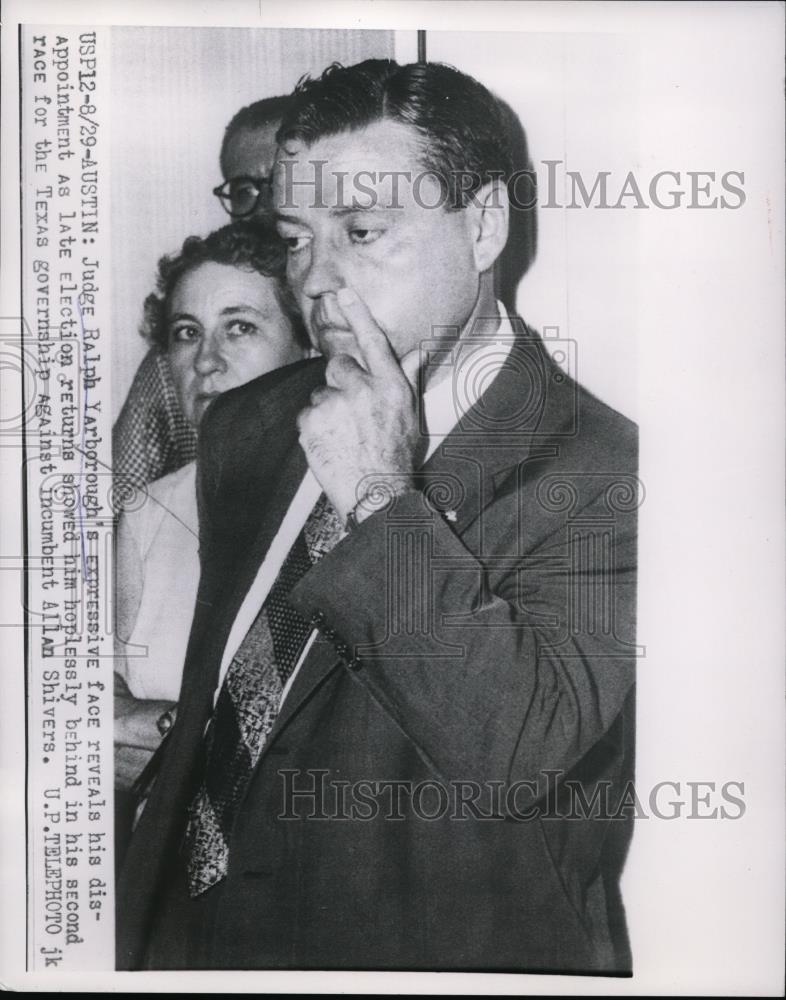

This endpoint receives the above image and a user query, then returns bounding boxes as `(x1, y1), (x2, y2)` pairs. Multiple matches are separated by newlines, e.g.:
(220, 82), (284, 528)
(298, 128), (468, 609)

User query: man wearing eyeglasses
(214, 95), (291, 222)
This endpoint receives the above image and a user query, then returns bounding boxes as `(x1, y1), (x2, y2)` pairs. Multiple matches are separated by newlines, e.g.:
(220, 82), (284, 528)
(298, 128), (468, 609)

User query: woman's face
(166, 261), (305, 426)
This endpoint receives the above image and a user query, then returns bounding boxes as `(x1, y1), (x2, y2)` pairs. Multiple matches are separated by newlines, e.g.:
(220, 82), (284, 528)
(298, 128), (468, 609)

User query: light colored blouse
(115, 461), (200, 701)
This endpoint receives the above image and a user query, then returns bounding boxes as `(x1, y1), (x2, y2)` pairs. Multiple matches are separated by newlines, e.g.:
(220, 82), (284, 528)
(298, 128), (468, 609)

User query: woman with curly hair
(114, 222), (308, 795)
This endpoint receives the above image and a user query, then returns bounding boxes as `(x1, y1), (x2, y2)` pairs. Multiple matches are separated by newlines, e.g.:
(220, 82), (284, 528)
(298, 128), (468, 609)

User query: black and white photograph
(0, 0), (783, 993)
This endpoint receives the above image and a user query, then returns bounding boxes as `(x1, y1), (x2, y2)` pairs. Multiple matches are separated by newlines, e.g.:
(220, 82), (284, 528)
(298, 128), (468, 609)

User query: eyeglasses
(212, 175), (272, 219)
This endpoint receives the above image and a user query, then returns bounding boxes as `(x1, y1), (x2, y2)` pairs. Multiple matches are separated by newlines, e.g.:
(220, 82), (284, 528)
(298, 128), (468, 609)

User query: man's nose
(301, 240), (342, 300)
(193, 334), (226, 375)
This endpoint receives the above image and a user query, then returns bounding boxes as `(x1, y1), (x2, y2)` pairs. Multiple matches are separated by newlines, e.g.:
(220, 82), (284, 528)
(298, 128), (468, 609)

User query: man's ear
(467, 179), (509, 273)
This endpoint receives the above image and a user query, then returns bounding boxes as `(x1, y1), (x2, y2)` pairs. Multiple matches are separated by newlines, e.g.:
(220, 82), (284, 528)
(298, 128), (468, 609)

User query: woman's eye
(283, 234), (311, 253)
(226, 320), (257, 337)
(171, 325), (199, 343)
(349, 228), (382, 245)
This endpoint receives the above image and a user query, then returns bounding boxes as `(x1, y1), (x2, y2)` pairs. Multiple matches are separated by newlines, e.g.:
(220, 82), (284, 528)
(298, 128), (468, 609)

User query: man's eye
(349, 228), (382, 245)
(226, 320), (257, 338)
(231, 181), (257, 198)
(171, 325), (200, 343)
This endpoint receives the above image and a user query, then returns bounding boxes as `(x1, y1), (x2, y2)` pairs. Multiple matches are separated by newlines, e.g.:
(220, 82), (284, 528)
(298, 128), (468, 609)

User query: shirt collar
(422, 302), (515, 460)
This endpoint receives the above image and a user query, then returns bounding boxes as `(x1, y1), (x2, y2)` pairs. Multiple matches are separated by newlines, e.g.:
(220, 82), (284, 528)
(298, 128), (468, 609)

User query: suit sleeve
(289, 469), (638, 788)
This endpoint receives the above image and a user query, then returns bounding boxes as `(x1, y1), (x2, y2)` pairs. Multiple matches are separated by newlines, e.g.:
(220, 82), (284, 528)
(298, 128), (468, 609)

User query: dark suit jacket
(117, 324), (639, 973)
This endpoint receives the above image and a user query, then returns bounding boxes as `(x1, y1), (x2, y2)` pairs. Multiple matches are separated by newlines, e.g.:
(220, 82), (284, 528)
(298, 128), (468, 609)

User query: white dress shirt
(215, 308), (516, 707)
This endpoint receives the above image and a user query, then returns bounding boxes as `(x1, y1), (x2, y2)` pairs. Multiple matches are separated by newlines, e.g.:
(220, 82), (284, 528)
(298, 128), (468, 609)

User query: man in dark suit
(117, 59), (639, 973)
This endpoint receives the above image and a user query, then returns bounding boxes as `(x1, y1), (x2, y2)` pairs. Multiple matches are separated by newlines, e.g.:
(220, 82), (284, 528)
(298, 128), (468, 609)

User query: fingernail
(337, 287), (357, 307)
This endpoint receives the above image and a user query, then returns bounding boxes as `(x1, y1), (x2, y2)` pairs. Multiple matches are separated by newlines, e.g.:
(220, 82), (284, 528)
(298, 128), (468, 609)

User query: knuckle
(329, 353), (360, 381)
(325, 357), (345, 382)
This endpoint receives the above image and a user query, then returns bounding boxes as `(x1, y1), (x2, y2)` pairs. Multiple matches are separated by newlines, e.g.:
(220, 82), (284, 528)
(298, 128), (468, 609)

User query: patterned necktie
(184, 491), (344, 897)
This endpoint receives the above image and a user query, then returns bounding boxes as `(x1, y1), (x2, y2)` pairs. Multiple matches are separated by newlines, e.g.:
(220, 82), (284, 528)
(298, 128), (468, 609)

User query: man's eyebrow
(275, 205), (395, 222)
(329, 205), (380, 217)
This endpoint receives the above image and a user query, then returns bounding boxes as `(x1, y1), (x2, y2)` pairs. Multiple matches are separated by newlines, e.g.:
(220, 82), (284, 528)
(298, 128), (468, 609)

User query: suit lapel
(178, 362), (323, 728)
(220, 442), (308, 654)
(416, 326), (570, 538)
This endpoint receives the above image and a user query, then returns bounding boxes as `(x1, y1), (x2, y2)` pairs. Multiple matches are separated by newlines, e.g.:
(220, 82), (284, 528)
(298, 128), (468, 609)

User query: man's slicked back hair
(276, 59), (514, 209)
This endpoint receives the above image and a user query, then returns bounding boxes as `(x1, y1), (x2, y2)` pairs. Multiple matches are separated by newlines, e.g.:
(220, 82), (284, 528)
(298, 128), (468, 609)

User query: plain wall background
(427, 31), (639, 423)
(428, 13), (784, 994)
